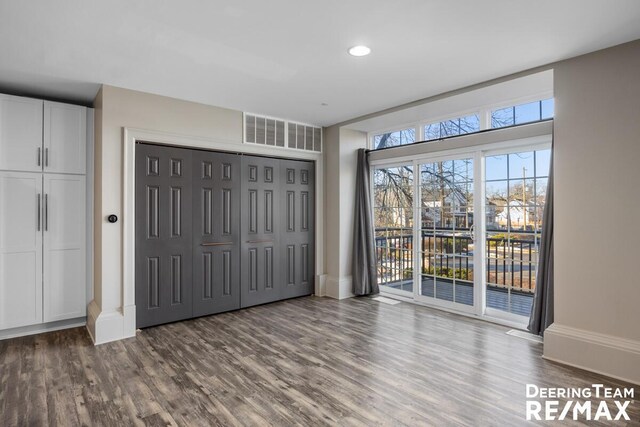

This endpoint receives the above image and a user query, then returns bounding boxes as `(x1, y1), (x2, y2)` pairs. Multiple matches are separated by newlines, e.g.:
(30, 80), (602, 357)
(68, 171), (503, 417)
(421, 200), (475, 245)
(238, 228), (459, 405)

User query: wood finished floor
(1, 296), (638, 426)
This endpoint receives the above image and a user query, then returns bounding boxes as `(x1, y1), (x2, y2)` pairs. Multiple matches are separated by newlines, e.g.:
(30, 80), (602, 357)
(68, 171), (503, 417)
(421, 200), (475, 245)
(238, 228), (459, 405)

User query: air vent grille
(245, 113), (321, 153)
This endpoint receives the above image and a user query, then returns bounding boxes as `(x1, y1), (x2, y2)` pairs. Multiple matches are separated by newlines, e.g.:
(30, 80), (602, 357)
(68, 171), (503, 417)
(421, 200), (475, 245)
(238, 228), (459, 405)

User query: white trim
(85, 108), (94, 305)
(544, 323), (640, 385)
(0, 317), (86, 341)
(315, 274), (327, 297)
(89, 127), (326, 345)
(370, 121), (553, 165)
(325, 275), (353, 299)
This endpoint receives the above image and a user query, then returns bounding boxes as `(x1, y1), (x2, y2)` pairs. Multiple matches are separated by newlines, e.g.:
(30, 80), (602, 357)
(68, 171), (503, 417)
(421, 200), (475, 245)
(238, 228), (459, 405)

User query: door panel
(280, 160), (315, 299)
(0, 95), (43, 172)
(417, 158), (475, 312)
(192, 151), (241, 317)
(0, 172), (43, 329)
(43, 101), (86, 174)
(240, 156), (281, 307)
(136, 144), (193, 328)
(43, 174), (86, 322)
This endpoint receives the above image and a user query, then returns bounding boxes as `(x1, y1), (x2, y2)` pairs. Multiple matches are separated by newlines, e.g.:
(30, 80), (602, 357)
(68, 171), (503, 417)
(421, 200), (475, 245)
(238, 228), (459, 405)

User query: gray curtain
(528, 151), (554, 336)
(352, 148), (379, 296)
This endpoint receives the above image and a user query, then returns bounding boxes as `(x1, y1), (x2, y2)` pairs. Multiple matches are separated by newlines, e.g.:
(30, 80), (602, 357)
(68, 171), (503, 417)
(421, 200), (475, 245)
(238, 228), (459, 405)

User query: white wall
(89, 85), (324, 343)
(543, 40), (640, 384)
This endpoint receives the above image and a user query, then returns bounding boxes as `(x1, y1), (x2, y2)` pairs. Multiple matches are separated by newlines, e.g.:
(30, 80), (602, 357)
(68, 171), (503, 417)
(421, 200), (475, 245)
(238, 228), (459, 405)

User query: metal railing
(375, 227), (539, 293)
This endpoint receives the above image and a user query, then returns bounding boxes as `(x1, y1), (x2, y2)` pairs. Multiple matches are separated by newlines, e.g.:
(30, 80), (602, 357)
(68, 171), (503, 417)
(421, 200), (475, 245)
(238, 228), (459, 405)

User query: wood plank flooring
(1, 296), (638, 426)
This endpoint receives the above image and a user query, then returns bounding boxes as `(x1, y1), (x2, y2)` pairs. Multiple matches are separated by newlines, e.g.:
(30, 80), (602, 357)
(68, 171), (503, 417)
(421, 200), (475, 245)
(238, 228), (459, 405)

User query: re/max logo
(525, 384), (634, 421)
(526, 400), (631, 421)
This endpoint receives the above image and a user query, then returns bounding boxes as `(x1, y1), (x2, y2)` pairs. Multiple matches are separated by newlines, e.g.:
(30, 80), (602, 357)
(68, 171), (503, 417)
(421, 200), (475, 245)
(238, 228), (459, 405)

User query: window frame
(367, 90), (553, 150)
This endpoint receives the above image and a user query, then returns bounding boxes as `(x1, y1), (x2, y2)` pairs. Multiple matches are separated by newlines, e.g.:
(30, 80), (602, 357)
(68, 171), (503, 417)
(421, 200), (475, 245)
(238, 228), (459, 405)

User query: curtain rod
(364, 118), (553, 154)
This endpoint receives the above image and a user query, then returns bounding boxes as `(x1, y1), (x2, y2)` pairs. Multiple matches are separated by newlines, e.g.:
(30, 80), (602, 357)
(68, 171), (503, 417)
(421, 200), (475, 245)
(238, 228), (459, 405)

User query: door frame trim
(91, 127), (323, 343)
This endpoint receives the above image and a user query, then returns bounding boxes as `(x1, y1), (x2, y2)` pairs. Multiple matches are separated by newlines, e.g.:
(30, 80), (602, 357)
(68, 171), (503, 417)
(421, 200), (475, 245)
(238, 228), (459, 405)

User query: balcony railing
(375, 227), (539, 293)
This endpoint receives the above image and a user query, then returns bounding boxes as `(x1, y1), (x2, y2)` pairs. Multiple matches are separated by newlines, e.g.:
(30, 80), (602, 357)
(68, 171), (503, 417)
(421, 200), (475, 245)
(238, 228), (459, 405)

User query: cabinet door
(0, 172), (43, 329)
(0, 95), (43, 172)
(43, 174), (86, 322)
(44, 101), (86, 174)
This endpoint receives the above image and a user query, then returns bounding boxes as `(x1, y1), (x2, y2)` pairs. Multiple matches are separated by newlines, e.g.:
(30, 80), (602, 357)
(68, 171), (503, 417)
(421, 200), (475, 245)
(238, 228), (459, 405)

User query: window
(491, 99), (554, 129)
(369, 97), (554, 150)
(424, 114), (480, 141)
(373, 128), (415, 150)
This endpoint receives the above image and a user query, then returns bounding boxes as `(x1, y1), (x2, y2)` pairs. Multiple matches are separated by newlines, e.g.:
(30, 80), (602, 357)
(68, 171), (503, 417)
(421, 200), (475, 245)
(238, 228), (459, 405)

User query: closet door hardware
(37, 194), (41, 231)
(201, 241), (234, 247)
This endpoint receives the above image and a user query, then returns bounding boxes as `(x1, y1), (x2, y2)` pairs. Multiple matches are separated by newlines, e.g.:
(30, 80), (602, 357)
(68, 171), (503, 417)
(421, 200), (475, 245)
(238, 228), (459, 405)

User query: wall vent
(244, 113), (322, 153)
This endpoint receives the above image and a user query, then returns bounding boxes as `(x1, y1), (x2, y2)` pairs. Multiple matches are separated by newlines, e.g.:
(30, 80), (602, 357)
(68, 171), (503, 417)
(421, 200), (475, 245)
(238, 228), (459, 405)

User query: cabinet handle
(45, 148), (49, 167)
(246, 239), (273, 244)
(45, 194), (48, 231)
(37, 147), (41, 166)
(37, 193), (41, 231)
(201, 241), (234, 246)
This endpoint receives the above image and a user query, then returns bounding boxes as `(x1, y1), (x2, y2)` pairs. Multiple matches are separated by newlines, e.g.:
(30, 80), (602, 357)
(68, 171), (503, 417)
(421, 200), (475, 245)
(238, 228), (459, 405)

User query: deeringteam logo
(526, 384), (634, 421)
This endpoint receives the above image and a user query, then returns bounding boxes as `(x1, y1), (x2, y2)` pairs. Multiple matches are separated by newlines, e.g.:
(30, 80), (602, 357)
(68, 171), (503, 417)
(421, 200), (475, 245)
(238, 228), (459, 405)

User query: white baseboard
(326, 275), (354, 299)
(0, 318), (86, 341)
(315, 274), (327, 297)
(86, 299), (136, 345)
(544, 323), (640, 385)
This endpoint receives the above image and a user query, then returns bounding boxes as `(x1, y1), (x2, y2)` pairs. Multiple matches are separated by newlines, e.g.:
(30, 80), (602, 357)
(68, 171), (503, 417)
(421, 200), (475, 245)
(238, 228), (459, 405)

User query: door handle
(246, 239), (273, 244)
(37, 147), (41, 167)
(45, 148), (49, 167)
(201, 241), (234, 246)
(45, 194), (48, 231)
(37, 193), (41, 231)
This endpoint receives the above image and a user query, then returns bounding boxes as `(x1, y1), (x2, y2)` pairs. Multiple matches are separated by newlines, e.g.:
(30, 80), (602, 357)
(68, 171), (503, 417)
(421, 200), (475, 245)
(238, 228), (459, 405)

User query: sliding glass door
(372, 141), (551, 326)
(373, 163), (414, 296)
(483, 148), (551, 321)
(417, 156), (476, 312)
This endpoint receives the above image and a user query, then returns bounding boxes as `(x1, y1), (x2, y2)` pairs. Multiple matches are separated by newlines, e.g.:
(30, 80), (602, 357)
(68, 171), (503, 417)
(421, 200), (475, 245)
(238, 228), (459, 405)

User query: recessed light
(348, 45), (371, 57)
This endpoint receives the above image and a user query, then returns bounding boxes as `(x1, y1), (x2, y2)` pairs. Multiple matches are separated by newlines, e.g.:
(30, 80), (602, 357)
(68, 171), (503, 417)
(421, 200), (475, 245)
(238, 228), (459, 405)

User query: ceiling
(1, 1), (639, 127)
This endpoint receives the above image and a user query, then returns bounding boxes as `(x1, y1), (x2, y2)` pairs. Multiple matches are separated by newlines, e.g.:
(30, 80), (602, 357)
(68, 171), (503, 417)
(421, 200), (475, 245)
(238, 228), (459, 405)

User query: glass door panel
(484, 149), (550, 318)
(373, 164), (414, 295)
(418, 157), (475, 310)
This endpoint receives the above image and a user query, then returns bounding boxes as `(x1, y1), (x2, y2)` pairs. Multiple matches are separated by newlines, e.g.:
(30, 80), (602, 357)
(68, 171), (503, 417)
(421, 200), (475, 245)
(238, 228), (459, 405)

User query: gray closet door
(192, 150), (241, 317)
(240, 156), (282, 307)
(135, 143), (193, 328)
(280, 160), (315, 299)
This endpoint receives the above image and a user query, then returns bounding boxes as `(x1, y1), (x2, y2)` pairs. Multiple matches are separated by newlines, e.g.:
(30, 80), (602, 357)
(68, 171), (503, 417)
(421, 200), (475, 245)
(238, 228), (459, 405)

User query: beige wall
(323, 125), (367, 298)
(89, 85), (323, 343)
(544, 40), (640, 383)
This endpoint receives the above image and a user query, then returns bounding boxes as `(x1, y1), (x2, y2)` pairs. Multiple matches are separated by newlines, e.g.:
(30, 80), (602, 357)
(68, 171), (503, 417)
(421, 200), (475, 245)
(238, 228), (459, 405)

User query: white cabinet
(0, 172), (43, 329)
(0, 95), (44, 172)
(0, 94), (88, 335)
(43, 174), (86, 322)
(44, 101), (87, 174)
